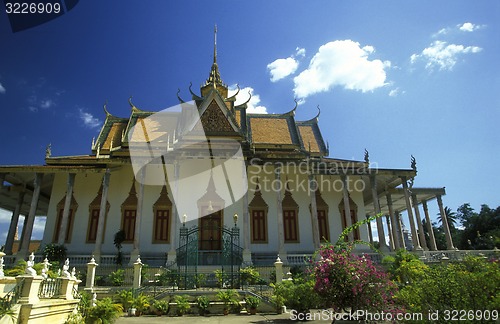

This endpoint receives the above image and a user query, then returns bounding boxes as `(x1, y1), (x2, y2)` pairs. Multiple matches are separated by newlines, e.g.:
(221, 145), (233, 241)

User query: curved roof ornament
(235, 90), (252, 109)
(176, 88), (185, 103)
(314, 105), (321, 120)
(226, 84), (240, 101)
(103, 100), (111, 117)
(411, 155), (417, 172)
(128, 96), (136, 109)
(242, 90), (252, 105)
(283, 98), (298, 116)
(189, 82), (203, 100)
(128, 96), (144, 112)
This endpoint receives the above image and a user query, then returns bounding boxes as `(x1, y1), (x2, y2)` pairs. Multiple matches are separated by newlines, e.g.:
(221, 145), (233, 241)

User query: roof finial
(213, 24), (217, 65)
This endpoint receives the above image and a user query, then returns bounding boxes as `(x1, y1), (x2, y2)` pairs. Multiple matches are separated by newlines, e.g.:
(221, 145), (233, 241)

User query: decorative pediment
(249, 181), (268, 209)
(154, 185), (172, 208)
(57, 191), (78, 210)
(197, 172), (224, 205)
(282, 182), (299, 209)
(196, 92), (241, 136)
(310, 188), (329, 210)
(89, 182), (110, 209)
(121, 180), (138, 209)
(338, 193), (358, 212)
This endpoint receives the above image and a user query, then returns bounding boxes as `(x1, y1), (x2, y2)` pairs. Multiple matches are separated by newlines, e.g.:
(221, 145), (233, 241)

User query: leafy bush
(86, 297), (123, 324)
(114, 289), (133, 311)
(151, 299), (169, 315)
(272, 279), (321, 314)
(216, 289), (239, 313)
(240, 267), (261, 285)
(107, 269), (125, 286)
(386, 249), (429, 287)
(196, 295), (210, 315)
(244, 295), (261, 310)
(194, 273), (206, 287)
(42, 243), (67, 264)
(4, 260), (27, 277)
(173, 295), (190, 316)
(395, 256), (500, 323)
(313, 246), (399, 314)
(132, 293), (151, 316)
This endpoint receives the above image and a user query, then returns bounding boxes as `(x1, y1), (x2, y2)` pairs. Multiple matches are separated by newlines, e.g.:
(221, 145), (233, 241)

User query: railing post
(85, 256), (98, 291)
(59, 277), (76, 300)
(274, 255), (283, 284)
(133, 255), (143, 289)
(17, 275), (43, 304)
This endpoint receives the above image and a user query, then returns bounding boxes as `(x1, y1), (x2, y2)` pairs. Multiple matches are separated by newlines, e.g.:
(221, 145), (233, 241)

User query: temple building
(0, 33), (456, 267)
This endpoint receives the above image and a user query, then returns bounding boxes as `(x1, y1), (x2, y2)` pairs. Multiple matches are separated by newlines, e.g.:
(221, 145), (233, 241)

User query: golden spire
(214, 24), (217, 65)
(205, 24), (224, 87)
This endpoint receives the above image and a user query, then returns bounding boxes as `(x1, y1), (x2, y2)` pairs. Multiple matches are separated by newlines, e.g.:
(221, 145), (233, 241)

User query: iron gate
(176, 223), (243, 289)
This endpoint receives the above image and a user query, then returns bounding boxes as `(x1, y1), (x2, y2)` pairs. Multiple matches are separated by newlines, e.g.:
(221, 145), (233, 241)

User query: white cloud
(0, 208), (12, 223)
(16, 215), (46, 240)
(267, 57), (299, 82)
(79, 109), (102, 128)
(40, 99), (54, 109)
(267, 47), (306, 82)
(293, 40), (390, 98)
(458, 22), (483, 32)
(228, 85), (268, 114)
(411, 40), (482, 71)
(389, 88), (405, 97)
(0, 83), (5, 94)
(295, 47), (306, 57)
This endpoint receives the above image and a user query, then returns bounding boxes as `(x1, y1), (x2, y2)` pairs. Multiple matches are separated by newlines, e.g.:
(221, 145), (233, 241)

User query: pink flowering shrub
(313, 245), (399, 314)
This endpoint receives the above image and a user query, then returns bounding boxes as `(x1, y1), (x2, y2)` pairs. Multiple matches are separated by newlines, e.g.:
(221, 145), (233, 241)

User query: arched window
(249, 182), (268, 243)
(53, 192), (78, 243)
(153, 185), (172, 243)
(338, 194), (359, 240)
(311, 189), (330, 242)
(121, 181), (137, 242)
(282, 183), (299, 243)
(87, 182), (110, 243)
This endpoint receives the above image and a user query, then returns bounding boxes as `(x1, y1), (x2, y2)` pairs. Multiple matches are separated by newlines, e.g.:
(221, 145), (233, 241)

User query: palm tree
(437, 206), (458, 230)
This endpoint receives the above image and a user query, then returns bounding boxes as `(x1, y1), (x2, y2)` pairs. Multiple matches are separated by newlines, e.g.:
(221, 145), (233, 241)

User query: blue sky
(0, 1), (498, 243)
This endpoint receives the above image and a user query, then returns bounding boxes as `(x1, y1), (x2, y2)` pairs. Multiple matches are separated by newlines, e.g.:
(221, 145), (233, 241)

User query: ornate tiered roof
(46, 28), (329, 164)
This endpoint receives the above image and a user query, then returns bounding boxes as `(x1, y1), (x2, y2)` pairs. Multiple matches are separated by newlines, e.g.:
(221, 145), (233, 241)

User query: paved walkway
(115, 313), (340, 323)
(116, 313), (296, 323)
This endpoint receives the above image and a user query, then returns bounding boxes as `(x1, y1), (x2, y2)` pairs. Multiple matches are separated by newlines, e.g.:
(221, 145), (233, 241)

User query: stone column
(93, 169), (111, 262)
(370, 175), (388, 251)
(167, 162), (180, 263)
(340, 174), (353, 241)
(412, 194), (428, 251)
(58, 173), (76, 245)
(396, 211), (406, 249)
(422, 200), (437, 251)
(133, 256), (143, 289)
(275, 166), (286, 260)
(5, 190), (25, 255)
(131, 168), (145, 263)
(309, 175), (321, 250)
(386, 193), (401, 250)
(242, 163), (252, 264)
(401, 177), (422, 251)
(85, 256), (98, 290)
(365, 215), (373, 245)
(436, 195), (455, 250)
(17, 173), (43, 261)
(385, 215), (395, 250)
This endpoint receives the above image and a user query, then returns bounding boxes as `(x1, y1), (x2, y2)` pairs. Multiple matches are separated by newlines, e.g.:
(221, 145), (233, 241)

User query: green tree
(437, 206), (458, 230)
